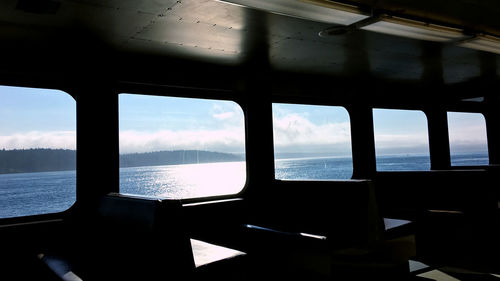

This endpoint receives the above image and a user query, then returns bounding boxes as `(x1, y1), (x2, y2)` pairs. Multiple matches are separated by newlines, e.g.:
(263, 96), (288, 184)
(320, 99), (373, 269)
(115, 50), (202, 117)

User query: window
(373, 109), (430, 171)
(448, 112), (489, 166)
(0, 86), (76, 219)
(119, 94), (246, 199)
(272, 103), (352, 180)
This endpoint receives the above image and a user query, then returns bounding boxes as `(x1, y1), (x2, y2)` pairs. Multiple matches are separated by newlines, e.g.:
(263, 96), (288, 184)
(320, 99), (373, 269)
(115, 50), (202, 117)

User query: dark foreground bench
(375, 170), (500, 273)
(240, 180), (415, 280)
(39, 193), (195, 280)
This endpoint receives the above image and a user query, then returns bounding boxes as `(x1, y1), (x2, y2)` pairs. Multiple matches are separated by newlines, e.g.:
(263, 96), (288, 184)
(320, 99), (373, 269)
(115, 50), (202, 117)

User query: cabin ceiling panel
(441, 47), (482, 85)
(124, 20), (244, 65)
(267, 25), (427, 82)
(265, 15), (344, 75)
(0, 0), (499, 93)
(168, 0), (245, 30)
(268, 20), (500, 85)
(120, 0), (247, 64)
(439, 46), (500, 85)
(137, 18), (242, 54)
(268, 39), (347, 76)
(0, 0), (165, 49)
(73, 0), (177, 14)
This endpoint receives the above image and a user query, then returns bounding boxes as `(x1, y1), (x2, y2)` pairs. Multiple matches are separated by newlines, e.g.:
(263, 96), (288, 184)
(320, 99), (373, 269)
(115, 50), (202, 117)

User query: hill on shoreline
(119, 150), (244, 168)
(0, 148), (76, 174)
(0, 149), (243, 174)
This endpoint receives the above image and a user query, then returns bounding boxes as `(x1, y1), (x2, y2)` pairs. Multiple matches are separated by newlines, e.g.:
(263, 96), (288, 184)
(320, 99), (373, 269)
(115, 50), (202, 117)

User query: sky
(272, 103), (352, 156)
(119, 94), (245, 154)
(447, 111), (489, 154)
(373, 108), (430, 156)
(0, 85), (76, 150)
(0, 85), (489, 157)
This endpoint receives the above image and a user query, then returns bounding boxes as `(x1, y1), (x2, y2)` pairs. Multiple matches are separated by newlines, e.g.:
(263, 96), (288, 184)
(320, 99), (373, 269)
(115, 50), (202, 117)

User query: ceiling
(0, 0), (499, 103)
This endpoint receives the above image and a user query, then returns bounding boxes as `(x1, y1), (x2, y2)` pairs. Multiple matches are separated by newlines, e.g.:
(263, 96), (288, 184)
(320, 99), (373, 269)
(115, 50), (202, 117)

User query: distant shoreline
(0, 148), (76, 175)
(0, 148), (244, 174)
(0, 149), (489, 175)
(274, 155), (352, 161)
(275, 152), (488, 161)
(119, 150), (244, 168)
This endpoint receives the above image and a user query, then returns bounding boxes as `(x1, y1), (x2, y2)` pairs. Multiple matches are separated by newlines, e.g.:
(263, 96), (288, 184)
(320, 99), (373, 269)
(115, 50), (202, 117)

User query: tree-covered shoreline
(120, 150), (243, 168)
(0, 148), (76, 174)
(0, 148), (243, 174)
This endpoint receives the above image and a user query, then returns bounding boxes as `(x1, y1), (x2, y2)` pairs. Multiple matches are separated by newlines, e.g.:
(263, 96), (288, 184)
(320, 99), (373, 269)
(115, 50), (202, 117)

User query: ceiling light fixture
(361, 15), (468, 42)
(318, 16), (379, 37)
(458, 34), (500, 55)
(461, 97), (485, 102)
(217, 0), (369, 25)
(218, 0), (500, 56)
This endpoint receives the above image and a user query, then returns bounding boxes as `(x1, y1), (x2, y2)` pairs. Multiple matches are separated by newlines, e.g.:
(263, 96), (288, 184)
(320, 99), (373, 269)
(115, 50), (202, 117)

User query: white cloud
(374, 120), (488, 155)
(374, 133), (429, 149)
(449, 124), (488, 146)
(273, 113), (351, 154)
(0, 131), (76, 150)
(448, 123), (488, 153)
(374, 133), (430, 155)
(210, 103), (243, 124)
(213, 112), (235, 120)
(119, 128), (245, 154)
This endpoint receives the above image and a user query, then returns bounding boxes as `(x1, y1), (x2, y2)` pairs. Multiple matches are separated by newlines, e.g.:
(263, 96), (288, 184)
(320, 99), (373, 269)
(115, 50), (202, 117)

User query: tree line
(120, 150), (243, 168)
(0, 148), (243, 174)
(0, 149), (76, 174)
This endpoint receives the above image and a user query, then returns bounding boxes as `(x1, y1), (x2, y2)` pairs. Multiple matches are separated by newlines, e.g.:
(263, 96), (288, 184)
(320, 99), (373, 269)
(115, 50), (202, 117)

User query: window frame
(0, 84), (77, 222)
(372, 107), (431, 172)
(447, 110), (490, 167)
(271, 102), (354, 181)
(117, 89), (248, 203)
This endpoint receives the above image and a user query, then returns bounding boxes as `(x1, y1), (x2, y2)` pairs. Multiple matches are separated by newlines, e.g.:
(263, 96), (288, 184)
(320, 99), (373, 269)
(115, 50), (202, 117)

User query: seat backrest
(89, 193), (195, 280)
(375, 170), (497, 218)
(249, 180), (384, 250)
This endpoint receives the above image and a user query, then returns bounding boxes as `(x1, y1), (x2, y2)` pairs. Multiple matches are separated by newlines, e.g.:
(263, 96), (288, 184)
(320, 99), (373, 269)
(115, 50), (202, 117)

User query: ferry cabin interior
(1, 0), (500, 280)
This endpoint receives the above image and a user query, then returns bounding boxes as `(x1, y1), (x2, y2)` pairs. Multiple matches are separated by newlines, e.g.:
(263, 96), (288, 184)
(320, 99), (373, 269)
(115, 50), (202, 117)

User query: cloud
(448, 123), (488, 153)
(210, 103), (243, 124)
(449, 124), (488, 146)
(374, 133), (429, 148)
(212, 111), (235, 120)
(374, 133), (430, 155)
(273, 113), (351, 154)
(119, 128), (245, 154)
(375, 120), (489, 155)
(119, 101), (246, 154)
(0, 131), (76, 150)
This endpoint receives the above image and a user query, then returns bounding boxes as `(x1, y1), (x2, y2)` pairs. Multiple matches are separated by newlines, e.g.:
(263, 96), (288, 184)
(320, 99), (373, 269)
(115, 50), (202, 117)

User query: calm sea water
(0, 170), (76, 218)
(275, 157), (353, 180)
(0, 153), (489, 218)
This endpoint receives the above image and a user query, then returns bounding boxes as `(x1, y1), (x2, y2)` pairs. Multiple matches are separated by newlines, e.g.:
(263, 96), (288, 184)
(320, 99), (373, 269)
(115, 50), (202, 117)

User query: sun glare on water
(120, 162), (246, 199)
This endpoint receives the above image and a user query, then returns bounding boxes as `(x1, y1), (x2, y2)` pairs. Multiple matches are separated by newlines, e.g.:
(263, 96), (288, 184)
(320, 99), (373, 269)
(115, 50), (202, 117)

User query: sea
(0, 153), (489, 219)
